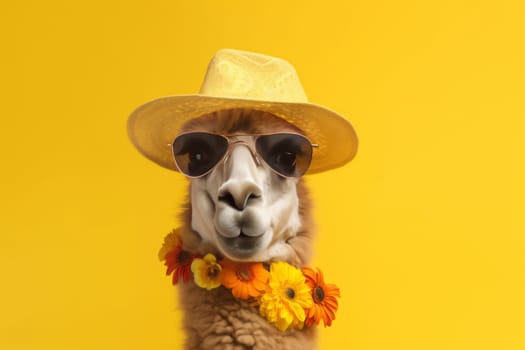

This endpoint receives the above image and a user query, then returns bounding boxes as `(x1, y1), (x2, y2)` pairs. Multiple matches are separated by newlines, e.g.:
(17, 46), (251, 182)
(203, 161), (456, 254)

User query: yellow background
(1, 1), (524, 349)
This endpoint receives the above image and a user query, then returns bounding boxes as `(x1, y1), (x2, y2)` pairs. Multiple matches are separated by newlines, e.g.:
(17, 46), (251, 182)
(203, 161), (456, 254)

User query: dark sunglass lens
(256, 134), (312, 177)
(172, 133), (228, 177)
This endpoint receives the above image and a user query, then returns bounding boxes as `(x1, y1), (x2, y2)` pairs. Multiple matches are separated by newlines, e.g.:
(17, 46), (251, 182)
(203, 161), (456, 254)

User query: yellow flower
(259, 262), (313, 332)
(158, 228), (181, 261)
(191, 254), (222, 290)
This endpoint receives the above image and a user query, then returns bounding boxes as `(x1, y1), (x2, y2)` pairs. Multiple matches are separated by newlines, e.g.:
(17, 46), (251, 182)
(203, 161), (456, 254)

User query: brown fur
(175, 109), (317, 349)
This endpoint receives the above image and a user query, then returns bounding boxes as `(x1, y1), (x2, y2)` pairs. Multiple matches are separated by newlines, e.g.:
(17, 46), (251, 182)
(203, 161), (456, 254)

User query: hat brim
(127, 95), (358, 174)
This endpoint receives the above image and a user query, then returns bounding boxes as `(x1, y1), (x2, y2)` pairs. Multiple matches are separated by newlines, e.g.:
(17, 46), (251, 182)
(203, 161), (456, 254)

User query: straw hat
(127, 49), (358, 174)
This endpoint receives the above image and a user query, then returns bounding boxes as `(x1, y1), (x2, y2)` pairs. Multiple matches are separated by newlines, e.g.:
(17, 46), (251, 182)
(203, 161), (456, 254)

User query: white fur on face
(190, 137), (301, 262)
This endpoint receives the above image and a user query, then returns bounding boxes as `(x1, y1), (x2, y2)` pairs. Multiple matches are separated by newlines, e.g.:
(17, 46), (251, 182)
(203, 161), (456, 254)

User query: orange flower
(163, 245), (195, 285)
(302, 267), (341, 327)
(220, 259), (269, 300)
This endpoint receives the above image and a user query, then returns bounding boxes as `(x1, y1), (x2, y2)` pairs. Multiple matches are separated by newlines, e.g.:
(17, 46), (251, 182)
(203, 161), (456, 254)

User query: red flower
(164, 242), (195, 285)
(303, 267), (341, 327)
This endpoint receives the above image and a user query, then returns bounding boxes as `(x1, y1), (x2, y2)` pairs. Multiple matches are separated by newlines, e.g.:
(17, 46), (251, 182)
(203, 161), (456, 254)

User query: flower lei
(159, 229), (341, 332)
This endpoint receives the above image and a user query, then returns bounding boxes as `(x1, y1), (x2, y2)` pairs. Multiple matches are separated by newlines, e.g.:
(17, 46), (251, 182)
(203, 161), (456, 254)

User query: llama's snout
(218, 180), (262, 211)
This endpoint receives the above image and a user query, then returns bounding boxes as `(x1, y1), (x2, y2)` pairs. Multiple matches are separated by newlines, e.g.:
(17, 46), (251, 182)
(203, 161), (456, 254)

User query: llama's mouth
(217, 232), (264, 258)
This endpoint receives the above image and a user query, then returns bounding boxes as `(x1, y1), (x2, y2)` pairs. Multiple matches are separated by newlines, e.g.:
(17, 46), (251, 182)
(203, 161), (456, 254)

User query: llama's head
(176, 108), (312, 262)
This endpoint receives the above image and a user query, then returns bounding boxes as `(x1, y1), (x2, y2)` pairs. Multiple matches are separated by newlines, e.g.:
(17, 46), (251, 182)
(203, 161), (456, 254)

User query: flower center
(313, 286), (325, 303)
(286, 287), (296, 299)
(236, 267), (253, 282)
(178, 250), (191, 264)
(207, 265), (220, 278)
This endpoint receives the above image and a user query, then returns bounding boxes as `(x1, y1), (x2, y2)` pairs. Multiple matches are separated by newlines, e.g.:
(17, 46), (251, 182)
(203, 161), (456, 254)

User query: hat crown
(199, 49), (308, 103)
(128, 49), (358, 174)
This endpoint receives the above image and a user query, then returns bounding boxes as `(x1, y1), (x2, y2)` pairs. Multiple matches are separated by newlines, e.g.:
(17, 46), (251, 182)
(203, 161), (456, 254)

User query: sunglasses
(170, 132), (317, 178)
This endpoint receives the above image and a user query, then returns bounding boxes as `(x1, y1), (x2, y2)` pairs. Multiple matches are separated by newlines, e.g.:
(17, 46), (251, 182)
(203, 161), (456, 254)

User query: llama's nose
(218, 146), (262, 211)
(218, 181), (262, 211)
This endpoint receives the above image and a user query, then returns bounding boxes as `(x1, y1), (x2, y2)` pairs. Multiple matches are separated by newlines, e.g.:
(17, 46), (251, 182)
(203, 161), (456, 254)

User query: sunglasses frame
(168, 132), (318, 179)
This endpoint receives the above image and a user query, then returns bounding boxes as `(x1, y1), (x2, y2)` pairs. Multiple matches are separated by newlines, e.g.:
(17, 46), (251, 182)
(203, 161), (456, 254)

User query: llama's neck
(177, 276), (317, 350)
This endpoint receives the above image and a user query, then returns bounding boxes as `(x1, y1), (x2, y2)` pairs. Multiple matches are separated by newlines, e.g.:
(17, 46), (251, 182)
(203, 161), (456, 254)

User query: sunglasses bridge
(221, 137), (263, 168)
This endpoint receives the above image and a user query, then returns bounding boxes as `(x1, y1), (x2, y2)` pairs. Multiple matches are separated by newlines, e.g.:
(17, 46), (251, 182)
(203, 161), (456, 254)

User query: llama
(127, 49), (358, 350)
(170, 109), (317, 349)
